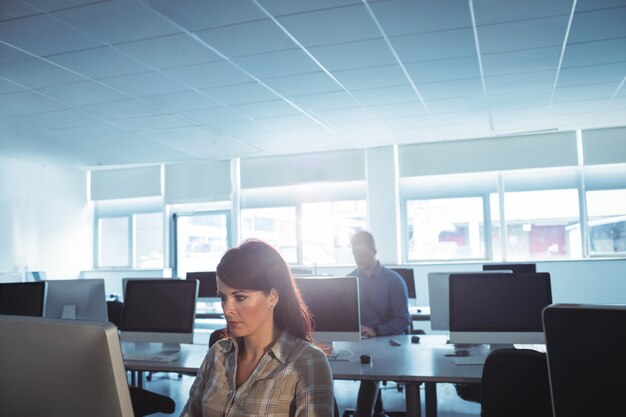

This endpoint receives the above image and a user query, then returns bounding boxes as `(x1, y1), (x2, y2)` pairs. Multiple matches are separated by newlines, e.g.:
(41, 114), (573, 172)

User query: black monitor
(543, 304), (626, 417)
(44, 279), (108, 321)
(483, 263), (537, 273)
(390, 268), (416, 300)
(449, 272), (552, 345)
(0, 316), (133, 417)
(120, 279), (198, 348)
(185, 271), (218, 300)
(295, 276), (361, 343)
(0, 282), (47, 317)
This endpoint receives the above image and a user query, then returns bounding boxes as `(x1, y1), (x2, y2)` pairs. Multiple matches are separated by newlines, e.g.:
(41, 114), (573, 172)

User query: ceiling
(0, 0), (625, 167)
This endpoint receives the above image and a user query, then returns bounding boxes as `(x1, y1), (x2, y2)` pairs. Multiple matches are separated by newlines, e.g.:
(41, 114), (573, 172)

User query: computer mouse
(360, 354), (372, 364)
(455, 349), (469, 357)
(411, 335), (421, 344)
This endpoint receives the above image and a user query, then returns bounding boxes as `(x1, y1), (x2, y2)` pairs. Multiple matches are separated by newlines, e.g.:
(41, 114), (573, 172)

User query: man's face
(352, 242), (377, 271)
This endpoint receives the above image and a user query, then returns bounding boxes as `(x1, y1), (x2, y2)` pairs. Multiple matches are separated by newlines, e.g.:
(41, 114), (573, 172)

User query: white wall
(0, 155), (91, 279)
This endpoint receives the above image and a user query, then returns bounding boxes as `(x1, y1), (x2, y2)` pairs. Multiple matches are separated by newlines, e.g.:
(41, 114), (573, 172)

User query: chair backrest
(107, 300), (123, 327)
(209, 327), (227, 348)
(480, 348), (552, 417)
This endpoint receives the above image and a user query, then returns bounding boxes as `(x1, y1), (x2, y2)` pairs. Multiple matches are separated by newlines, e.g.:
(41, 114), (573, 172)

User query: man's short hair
(351, 230), (376, 251)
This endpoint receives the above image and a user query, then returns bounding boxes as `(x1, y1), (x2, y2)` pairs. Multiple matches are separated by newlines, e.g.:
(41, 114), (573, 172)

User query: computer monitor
(120, 279), (198, 347)
(0, 315), (133, 417)
(295, 276), (361, 342)
(449, 272), (552, 345)
(543, 304), (626, 417)
(483, 263), (537, 273)
(44, 279), (108, 321)
(186, 271), (218, 301)
(427, 271), (512, 331)
(390, 268), (416, 301)
(0, 282), (47, 317)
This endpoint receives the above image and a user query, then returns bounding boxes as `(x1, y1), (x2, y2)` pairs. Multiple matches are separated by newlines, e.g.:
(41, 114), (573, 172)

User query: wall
(0, 155), (91, 279)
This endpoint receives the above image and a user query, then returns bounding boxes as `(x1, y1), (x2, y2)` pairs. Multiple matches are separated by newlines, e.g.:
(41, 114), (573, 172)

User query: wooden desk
(123, 335), (486, 417)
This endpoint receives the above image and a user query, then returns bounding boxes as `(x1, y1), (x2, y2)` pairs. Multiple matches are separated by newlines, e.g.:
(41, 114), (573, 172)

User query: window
(491, 189), (581, 260)
(175, 211), (230, 277)
(406, 197), (486, 261)
(240, 207), (298, 263)
(301, 200), (367, 265)
(96, 212), (163, 269)
(586, 189), (626, 255)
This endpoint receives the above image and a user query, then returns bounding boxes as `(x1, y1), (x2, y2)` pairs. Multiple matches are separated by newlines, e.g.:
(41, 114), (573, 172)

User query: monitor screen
(0, 282), (47, 317)
(44, 279), (108, 322)
(427, 271), (512, 331)
(120, 279), (198, 345)
(390, 268), (416, 300)
(483, 263), (537, 273)
(295, 276), (361, 342)
(543, 304), (626, 417)
(449, 272), (552, 344)
(0, 316), (133, 417)
(185, 271), (218, 299)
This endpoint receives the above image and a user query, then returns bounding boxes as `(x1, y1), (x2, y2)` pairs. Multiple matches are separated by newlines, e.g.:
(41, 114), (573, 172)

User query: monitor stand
(61, 304), (77, 320)
(130, 341), (181, 353)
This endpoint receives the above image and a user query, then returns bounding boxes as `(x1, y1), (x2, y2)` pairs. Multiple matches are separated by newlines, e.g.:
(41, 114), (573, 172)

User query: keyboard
(124, 351), (181, 363)
(327, 350), (352, 361)
(453, 355), (487, 366)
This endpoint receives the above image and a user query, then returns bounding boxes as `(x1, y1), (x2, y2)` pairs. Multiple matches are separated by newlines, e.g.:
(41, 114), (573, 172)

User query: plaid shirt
(180, 331), (334, 417)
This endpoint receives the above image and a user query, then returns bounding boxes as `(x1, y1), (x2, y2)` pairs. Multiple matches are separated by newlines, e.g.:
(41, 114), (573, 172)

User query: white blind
(164, 161), (231, 204)
(582, 126), (626, 166)
(90, 166), (161, 200)
(240, 149), (365, 189)
(398, 131), (578, 177)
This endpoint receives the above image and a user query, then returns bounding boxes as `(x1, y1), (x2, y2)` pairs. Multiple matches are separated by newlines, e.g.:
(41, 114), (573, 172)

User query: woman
(180, 239), (335, 417)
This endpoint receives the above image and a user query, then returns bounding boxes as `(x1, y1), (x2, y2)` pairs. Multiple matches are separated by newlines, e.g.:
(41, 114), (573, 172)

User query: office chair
(480, 348), (552, 417)
(107, 300), (176, 416)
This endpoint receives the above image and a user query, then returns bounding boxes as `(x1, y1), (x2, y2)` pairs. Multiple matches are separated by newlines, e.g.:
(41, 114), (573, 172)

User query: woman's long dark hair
(216, 239), (313, 342)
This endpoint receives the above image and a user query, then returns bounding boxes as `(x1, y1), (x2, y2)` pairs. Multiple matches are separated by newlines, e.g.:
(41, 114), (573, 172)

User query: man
(349, 230), (411, 417)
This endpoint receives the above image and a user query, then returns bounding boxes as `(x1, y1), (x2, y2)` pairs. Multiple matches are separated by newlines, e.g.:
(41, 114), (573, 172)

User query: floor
(142, 372), (481, 417)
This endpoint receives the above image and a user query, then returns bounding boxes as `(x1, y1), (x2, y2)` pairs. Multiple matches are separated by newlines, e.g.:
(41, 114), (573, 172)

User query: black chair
(107, 300), (176, 416)
(480, 348), (552, 417)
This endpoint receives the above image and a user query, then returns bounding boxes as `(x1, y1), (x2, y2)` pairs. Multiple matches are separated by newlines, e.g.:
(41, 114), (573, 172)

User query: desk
(123, 336), (486, 417)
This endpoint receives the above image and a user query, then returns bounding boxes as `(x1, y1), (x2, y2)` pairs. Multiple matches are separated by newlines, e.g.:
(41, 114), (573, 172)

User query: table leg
(404, 383), (422, 417)
(425, 382), (437, 417)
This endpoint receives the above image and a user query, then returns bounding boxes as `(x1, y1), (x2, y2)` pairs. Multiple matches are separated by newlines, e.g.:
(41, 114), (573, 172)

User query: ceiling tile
(485, 70), (555, 95)
(232, 99), (303, 119)
(0, 0), (40, 20)
(368, 100), (429, 119)
(0, 90), (68, 115)
(332, 65), (407, 90)
(47, 46), (151, 79)
(112, 113), (195, 130)
(144, 0), (266, 31)
(165, 60), (254, 89)
(561, 38), (626, 67)
(53, 0), (180, 44)
(553, 81), (620, 102)
(258, 0), (360, 16)
(142, 90), (221, 112)
(15, 108), (99, 130)
(0, 58), (85, 89)
(0, 13), (103, 55)
(275, 4), (380, 47)
(179, 106), (247, 125)
(0, 43), (32, 65)
(196, 19), (296, 58)
(203, 82), (278, 106)
(100, 71), (188, 97)
(481, 46), (561, 77)
(79, 98), (163, 120)
(569, 6), (626, 43)
(351, 85), (419, 106)
(473, 0), (572, 25)
(309, 38), (396, 72)
(291, 90), (362, 111)
(0, 77), (25, 94)
(115, 33), (222, 69)
(37, 80), (128, 106)
(21, 0), (105, 12)
(405, 55), (481, 83)
(558, 62), (626, 86)
(390, 28), (476, 62)
(233, 49), (321, 78)
(369, 0), (472, 36)
(418, 78), (484, 101)
(50, 122), (131, 140)
(264, 71), (341, 97)
(478, 16), (570, 55)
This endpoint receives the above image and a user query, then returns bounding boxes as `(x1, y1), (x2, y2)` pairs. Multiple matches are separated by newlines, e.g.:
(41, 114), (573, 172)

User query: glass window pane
(134, 212), (163, 269)
(500, 189), (581, 260)
(240, 207), (297, 263)
(406, 197), (485, 261)
(176, 212), (230, 277)
(98, 217), (129, 267)
(302, 200), (367, 265)
(586, 189), (626, 255)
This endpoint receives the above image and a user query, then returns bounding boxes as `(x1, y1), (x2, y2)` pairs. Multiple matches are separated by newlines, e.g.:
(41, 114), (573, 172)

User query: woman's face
(217, 277), (277, 339)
